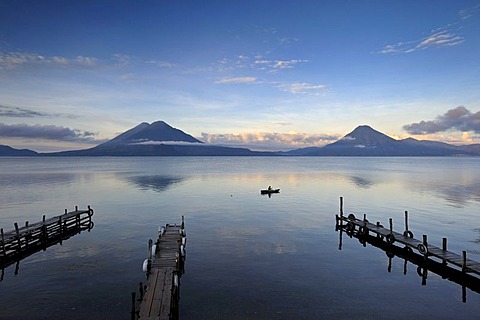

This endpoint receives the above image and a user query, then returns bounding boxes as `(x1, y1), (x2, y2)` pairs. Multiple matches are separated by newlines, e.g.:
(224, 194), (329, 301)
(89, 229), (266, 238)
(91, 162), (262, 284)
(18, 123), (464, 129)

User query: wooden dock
(1, 206), (94, 276)
(335, 197), (480, 277)
(337, 220), (480, 302)
(132, 217), (186, 320)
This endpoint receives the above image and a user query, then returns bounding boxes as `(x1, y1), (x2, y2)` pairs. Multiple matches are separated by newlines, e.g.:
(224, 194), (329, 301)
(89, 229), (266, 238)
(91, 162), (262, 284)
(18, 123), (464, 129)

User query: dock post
(340, 197), (344, 218)
(1, 228), (5, 256)
(389, 218), (393, 234)
(442, 238), (447, 265)
(130, 292), (137, 320)
(422, 235), (428, 259)
(24, 221), (29, 247)
(14, 223), (21, 252)
(138, 282), (144, 301)
(462, 285), (467, 303)
(404, 211), (409, 232)
(462, 251), (467, 273)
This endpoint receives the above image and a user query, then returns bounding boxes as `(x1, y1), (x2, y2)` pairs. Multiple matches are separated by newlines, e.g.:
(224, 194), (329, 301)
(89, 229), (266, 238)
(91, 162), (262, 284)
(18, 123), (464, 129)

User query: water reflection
(0, 173), (76, 188)
(122, 175), (185, 193)
(348, 176), (375, 189)
(337, 225), (480, 303)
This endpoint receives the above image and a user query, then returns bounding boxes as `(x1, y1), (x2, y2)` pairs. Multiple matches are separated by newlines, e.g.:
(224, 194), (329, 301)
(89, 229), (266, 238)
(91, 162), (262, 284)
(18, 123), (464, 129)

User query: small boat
(260, 188), (280, 194)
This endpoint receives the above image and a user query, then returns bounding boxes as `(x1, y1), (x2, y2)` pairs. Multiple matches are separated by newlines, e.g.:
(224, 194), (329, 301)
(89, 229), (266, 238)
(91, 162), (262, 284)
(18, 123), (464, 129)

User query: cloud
(214, 77), (257, 84)
(379, 30), (464, 54)
(278, 82), (327, 95)
(254, 58), (308, 71)
(0, 50), (98, 70)
(200, 131), (339, 151)
(0, 105), (51, 117)
(0, 123), (98, 142)
(403, 106), (480, 134)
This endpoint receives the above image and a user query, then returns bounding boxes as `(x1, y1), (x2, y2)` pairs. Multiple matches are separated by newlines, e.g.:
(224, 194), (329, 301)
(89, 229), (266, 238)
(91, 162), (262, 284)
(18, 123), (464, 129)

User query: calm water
(0, 157), (479, 319)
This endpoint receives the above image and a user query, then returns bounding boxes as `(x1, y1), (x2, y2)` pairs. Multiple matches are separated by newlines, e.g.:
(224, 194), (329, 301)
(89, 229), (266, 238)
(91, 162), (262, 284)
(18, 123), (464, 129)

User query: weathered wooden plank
(338, 212), (480, 276)
(136, 222), (185, 320)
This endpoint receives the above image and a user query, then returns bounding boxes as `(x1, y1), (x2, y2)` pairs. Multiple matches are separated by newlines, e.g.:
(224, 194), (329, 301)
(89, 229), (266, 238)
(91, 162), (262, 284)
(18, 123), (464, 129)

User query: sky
(1, 0), (479, 152)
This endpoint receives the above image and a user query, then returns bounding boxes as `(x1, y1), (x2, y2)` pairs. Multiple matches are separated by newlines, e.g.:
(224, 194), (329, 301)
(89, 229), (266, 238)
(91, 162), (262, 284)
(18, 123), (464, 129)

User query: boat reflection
(337, 225), (480, 303)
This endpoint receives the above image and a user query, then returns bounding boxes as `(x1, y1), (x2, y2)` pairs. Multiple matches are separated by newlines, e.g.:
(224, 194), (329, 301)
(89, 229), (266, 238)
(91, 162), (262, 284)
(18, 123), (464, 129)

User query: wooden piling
(404, 211), (409, 232)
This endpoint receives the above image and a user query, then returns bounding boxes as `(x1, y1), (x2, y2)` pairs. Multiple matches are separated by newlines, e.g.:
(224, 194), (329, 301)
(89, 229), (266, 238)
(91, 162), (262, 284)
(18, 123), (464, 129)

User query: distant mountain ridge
(0, 145), (38, 156)
(287, 125), (480, 156)
(99, 121), (202, 146)
(1, 122), (480, 156)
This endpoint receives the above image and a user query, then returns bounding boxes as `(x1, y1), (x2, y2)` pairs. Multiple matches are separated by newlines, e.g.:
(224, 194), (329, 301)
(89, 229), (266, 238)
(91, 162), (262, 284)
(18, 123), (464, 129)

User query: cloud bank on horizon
(0, 1), (479, 152)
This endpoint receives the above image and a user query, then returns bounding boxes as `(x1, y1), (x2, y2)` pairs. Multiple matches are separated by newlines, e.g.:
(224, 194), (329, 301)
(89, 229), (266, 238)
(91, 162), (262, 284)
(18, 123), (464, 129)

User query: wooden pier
(337, 219), (480, 302)
(1, 206), (94, 276)
(132, 217), (186, 320)
(335, 197), (480, 277)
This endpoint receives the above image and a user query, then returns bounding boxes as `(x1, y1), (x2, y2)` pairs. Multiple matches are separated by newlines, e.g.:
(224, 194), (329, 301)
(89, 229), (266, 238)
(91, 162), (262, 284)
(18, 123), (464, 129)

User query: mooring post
(64, 209), (67, 215)
(422, 235), (428, 259)
(404, 211), (409, 232)
(462, 251), (467, 273)
(148, 239), (153, 263)
(389, 218), (393, 234)
(130, 292), (137, 320)
(14, 222), (21, 251)
(462, 285), (467, 303)
(24, 221), (29, 247)
(1, 228), (6, 256)
(138, 282), (144, 301)
(340, 197), (344, 218)
(442, 238), (447, 265)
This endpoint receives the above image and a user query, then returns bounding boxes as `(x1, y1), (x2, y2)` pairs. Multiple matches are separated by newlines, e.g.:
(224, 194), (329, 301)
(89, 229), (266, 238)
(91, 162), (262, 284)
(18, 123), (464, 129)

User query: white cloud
(200, 131), (339, 151)
(0, 50), (98, 69)
(278, 82), (327, 95)
(75, 56), (97, 67)
(215, 77), (257, 84)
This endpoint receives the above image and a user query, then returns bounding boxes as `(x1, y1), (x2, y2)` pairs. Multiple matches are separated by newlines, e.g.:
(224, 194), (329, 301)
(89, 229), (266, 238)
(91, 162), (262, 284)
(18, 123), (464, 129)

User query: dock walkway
(132, 217), (186, 320)
(1, 207), (94, 265)
(335, 197), (480, 276)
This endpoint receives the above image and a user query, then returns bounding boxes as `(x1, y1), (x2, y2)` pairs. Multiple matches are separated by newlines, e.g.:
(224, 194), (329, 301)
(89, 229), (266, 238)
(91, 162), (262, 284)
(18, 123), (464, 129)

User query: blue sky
(1, 0), (479, 152)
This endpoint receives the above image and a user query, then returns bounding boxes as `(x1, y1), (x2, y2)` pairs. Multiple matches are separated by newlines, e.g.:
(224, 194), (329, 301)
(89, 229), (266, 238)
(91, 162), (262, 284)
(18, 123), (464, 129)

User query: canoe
(260, 188), (280, 194)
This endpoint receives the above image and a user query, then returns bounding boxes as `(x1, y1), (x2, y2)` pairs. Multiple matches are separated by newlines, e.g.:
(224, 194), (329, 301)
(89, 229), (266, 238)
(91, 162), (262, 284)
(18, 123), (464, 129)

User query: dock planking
(133, 218), (186, 320)
(1, 206), (94, 273)
(335, 197), (480, 277)
(338, 224), (480, 302)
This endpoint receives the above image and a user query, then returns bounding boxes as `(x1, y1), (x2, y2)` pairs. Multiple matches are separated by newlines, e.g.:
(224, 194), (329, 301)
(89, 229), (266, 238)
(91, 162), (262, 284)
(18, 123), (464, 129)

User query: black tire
(403, 230), (414, 238)
(386, 234), (395, 244)
(417, 243), (428, 255)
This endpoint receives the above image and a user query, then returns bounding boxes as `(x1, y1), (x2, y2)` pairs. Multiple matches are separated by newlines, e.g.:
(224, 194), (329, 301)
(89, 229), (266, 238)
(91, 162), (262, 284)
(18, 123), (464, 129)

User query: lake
(0, 156), (479, 319)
